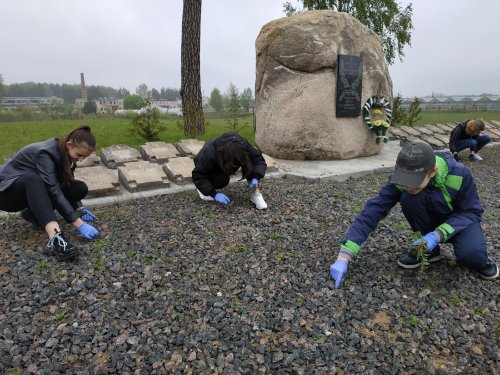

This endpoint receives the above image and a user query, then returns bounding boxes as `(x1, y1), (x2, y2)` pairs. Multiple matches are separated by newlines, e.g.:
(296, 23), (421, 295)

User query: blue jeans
(453, 134), (492, 154)
(400, 190), (489, 271)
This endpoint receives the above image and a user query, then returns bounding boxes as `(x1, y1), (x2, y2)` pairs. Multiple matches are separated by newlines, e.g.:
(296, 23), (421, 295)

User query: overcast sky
(1, 0), (499, 98)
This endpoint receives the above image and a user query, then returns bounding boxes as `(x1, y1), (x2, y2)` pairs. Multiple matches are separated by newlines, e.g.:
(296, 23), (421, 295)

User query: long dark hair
(58, 125), (96, 186)
(216, 141), (253, 180)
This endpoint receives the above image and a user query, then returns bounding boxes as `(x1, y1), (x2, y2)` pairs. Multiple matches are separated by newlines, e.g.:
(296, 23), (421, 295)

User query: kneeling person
(329, 142), (498, 288)
(192, 132), (268, 209)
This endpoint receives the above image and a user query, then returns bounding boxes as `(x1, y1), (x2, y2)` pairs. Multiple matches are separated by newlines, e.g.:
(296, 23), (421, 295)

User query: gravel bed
(1, 147), (499, 374)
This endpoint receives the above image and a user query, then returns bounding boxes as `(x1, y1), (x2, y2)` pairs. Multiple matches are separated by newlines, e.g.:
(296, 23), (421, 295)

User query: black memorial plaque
(336, 54), (363, 117)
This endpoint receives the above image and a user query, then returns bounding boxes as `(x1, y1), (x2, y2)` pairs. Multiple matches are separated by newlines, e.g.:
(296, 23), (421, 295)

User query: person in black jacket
(192, 132), (268, 209)
(449, 119), (492, 161)
(0, 125), (99, 261)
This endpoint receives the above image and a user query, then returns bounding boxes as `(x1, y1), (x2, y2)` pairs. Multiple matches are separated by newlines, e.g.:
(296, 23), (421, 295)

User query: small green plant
(228, 245), (250, 254)
(313, 335), (326, 342)
(205, 231), (219, 238)
(269, 231), (282, 241)
(199, 207), (215, 218)
(7, 369), (22, 375)
(92, 239), (109, 272)
(130, 99), (165, 141)
(449, 294), (462, 305)
(411, 231), (429, 273)
(126, 249), (138, 260)
(53, 312), (65, 321)
(56, 269), (68, 279)
(394, 220), (410, 230)
(275, 251), (299, 261)
(350, 202), (364, 214)
(409, 315), (419, 327)
(35, 260), (48, 272)
(231, 296), (241, 313)
(473, 307), (484, 316)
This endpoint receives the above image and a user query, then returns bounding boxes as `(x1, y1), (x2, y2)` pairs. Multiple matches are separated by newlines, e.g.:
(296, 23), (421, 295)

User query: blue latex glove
(249, 178), (259, 192)
(80, 207), (96, 222)
(78, 222), (99, 240)
(214, 192), (230, 205)
(412, 232), (439, 252)
(330, 259), (349, 289)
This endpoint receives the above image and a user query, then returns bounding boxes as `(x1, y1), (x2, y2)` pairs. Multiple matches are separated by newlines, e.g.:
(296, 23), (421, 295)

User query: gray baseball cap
(391, 142), (436, 188)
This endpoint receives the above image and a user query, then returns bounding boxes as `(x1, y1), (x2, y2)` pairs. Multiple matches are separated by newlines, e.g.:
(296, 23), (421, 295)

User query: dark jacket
(449, 120), (478, 153)
(340, 153), (483, 257)
(192, 132), (267, 197)
(0, 138), (79, 223)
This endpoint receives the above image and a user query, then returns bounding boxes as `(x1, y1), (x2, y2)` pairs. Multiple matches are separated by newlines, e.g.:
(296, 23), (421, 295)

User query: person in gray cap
(329, 141), (498, 288)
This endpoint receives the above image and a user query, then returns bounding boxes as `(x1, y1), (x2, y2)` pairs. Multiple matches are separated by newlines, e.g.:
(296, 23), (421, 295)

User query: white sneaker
(197, 189), (214, 201)
(251, 192), (268, 210)
(470, 153), (483, 161)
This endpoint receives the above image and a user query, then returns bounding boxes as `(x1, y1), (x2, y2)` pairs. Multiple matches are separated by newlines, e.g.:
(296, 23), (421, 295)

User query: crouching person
(192, 132), (268, 209)
(0, 125), (99, 261)
(330, 142), (498, 288)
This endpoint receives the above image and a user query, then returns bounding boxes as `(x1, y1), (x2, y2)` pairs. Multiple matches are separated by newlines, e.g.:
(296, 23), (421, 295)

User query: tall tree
(240, 87), (254, 113)
(181, 0), (205, 136)
(209, 88), (223, 112)
(283, 0), (413, 64)
(136, 84), (149, 99)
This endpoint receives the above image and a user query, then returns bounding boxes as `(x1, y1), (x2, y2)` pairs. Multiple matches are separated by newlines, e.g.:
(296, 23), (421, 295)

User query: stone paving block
(118, 161), (170, 192)
(162, 157), (194, 185)
(388, 127), (407, 139)
(415, 126), (434, 136)
(434, 123), (454, 133)
(421, 135), (445, 149)
(140, 141), (180, 164)
(399, 126), (423, 136)
(263, 154), (278, 173)
(444, 123), (458, 130)
(76, 152), (101, 168)
(489, 119), (500, 128)
(101, 144), (142, 169)
(399, 137), (420, 147)
(433, 133), (450, 145)
(482, 130), (500, 142)
(175, 139), (205, 156)
(74, 166), (120, 197)
(425, 124), (448, 134)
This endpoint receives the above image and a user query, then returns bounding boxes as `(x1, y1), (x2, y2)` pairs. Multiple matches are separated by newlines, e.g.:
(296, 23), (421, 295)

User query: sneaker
(251, 192), (268, 210)
(468, 154), (483, 161)
(47, 230), (80, 262)
(477, 259), (499, 280)
(197, 189), (214, 201)
(20, 208), (42, 230)
(397, 247), (443, 269)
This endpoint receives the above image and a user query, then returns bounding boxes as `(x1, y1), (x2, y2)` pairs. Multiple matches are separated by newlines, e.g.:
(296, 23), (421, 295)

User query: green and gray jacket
(340, 153), (483, 258)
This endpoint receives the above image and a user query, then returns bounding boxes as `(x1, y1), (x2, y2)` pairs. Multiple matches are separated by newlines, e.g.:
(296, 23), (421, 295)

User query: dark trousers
(0, 173), (87, 228)
(454, 134), (492, 154)
(208, 172), (231, 190)
(400, 191), (489, 271)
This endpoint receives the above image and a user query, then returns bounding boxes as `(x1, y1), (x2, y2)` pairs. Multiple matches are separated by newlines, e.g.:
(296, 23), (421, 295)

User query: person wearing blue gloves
(330, 141), (498, 288)
(192, 132), (268, 209)
(449, 119), (492, 162)
(0, 125), (99, 261)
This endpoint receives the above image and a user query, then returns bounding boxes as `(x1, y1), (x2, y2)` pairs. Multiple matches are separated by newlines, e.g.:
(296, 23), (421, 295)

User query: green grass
(0, 115), (256, 160)
(413, 110), (500, 126)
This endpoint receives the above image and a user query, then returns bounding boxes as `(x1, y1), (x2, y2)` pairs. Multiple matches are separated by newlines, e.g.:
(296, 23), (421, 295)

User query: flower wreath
(363, 95), (392, 143)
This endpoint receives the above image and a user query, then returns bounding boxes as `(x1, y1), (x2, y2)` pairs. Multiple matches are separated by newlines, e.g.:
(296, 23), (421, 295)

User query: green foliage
(82, 100), (97, 114)
(130, 100), (165, 141)
(228, 245), (251, 254)
(209, 88), (223, 112)
(406, 97), (422, 126)
(225, 82), (245, 133)
(269, 231), (283, 241)
(123, 94), (144, 110)
(35, 260), (48, 272)
(136, 83), (149, 99)
(391, 93), (407, 126)
(53, 312), (65, 321)
(283, 0), (413, 64)
(411, 231), (429, 272)
(409, 314), (419, 327)
(240, 87), (254, 113)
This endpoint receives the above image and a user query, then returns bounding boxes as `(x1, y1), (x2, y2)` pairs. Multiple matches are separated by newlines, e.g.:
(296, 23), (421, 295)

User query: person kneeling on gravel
(0, 125), (100, 262)
(192, 132), (268, 210)
(330, 141), (498, 288)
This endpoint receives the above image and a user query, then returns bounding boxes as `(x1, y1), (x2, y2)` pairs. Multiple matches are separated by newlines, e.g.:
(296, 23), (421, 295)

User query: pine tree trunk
(181, 0), (205, 136)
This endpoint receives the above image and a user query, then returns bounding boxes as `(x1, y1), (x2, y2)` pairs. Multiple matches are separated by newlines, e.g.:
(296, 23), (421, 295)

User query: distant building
(75, 98), (124, 113)
(0, 96), (63, 112)
(401, 95), (500, 111)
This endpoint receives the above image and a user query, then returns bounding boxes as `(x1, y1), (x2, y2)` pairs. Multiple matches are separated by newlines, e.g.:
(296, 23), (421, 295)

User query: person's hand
(412, 232), (439, 252)
(80, 207), (96, 222)
(249, 178), (259, 192)
(330, 259), (349, 289)
(78, 222), (99, 240)
(214, 193), (230, 205)
(453, 152), (460, 162)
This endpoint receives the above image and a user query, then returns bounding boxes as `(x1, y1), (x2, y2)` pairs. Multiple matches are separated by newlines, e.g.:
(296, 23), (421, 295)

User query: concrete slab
(140, 141), (180, 164)
(443, 123), (458, 130)
(175, 139), (205, 156)
(101, 144), (142, 169)
(162, 157), (194, 185)
(74, 166), (121, 197)
(482, 130), (500, 142)
(388, 127), (407, 139)
(273, 140), (401, 183)
(433, 133), (451, 146)
(489, 119), (500, 128)
(415, 126), (434, 136)
(399, 126), (423, 136)
(421, 135), (445, 149)
(263, 154), (278, 173)
(118, 161), (170, 192)
(425, 124), (447, 134)
(77, 152), (100, 167)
